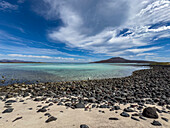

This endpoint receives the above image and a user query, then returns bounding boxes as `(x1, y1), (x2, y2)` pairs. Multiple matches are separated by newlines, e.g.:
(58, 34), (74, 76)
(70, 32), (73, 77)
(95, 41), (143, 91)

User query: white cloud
(0, 30), (83, 57)
(7, 54), (75, 61)
(126, 47), (162, 53)
(145, 56), (170, 62)
(0, 1), (18, 10)
(8, 54), (52, 59)
(35, 0), (170, 57)
(147, 26), (170, 32)
(136, 53), (155, 56)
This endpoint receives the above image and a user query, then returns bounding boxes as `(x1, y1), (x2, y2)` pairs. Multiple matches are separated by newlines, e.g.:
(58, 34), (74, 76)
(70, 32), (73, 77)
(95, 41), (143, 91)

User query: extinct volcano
(92, 57), (155, 63)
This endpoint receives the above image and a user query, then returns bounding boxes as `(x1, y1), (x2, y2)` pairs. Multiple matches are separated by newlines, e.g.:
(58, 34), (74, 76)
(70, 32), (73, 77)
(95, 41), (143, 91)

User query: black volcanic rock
(92, 57), (155, 63)
(2, 108), (14, 113)
(142, 107), (158, 119)
(12, 117), (22, 122)
(75, 103), (85, 108)
(45, 116), (57, 123)
(151, 120), (162, 126)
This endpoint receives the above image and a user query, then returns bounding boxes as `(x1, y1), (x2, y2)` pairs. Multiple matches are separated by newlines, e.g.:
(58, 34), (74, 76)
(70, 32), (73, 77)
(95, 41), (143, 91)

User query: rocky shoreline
(0, 66), (170, 128)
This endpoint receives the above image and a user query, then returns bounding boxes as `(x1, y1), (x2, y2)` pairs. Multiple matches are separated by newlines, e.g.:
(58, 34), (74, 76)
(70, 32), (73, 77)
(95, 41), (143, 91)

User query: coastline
(0, 66), (170, 128)
(0, 63), (150, 86)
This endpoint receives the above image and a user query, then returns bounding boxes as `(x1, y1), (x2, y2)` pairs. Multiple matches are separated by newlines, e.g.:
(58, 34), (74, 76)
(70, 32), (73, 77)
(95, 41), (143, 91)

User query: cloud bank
(36, 0), (170, 58)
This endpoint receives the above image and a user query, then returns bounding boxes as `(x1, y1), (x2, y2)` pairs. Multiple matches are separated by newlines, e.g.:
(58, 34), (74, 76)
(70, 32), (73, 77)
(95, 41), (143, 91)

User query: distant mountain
(0, 59), (40, 63)
(92, 57), (156, 63)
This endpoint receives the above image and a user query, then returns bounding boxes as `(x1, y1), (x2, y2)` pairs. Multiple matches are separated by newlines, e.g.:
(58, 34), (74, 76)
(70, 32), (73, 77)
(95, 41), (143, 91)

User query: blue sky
(0, 0), (170, 62)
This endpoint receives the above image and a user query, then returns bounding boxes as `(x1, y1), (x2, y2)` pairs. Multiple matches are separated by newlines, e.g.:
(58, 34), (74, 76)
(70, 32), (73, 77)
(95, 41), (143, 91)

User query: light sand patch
(0, 97), (169, 128)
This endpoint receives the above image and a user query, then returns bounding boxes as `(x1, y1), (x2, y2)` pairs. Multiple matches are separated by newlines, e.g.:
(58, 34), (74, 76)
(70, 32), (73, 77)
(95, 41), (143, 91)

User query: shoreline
(0, 66), (170, 128)
(0, 64), (150, 86)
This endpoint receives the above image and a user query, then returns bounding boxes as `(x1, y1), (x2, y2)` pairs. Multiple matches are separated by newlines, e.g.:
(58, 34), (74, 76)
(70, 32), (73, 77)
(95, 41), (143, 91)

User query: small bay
(0, 63), (149, 85)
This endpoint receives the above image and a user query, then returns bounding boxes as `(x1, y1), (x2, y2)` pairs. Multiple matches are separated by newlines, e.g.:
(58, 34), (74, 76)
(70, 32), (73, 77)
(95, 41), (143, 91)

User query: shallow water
(0, 63), (149, 85)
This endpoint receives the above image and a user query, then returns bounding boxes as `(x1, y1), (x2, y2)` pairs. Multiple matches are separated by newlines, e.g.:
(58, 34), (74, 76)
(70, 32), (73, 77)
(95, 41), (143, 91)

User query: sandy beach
(0, 97), (170, 128)
(0, 67), (170, 128)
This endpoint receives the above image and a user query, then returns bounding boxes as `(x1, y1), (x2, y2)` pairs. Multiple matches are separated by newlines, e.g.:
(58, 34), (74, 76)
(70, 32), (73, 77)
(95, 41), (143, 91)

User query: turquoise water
(0, 63), (149, 85)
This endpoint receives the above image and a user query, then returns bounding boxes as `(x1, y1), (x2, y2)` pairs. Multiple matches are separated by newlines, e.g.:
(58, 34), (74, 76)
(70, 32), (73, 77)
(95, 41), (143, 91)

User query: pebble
(131, 116), (140, 121)
(44, 113), (51, 117)
(45, 116), (57, 123)
(124, 108), (134, 112)
(37, 108), (47, 113)
(109, 117), (119, 120)
(161, 117), (168, 122)
(80, 124), (89, 128)
(114, 106), (120, 110)
(151, 120), (162, 126)
(75, 103), (85, 108)
(12, 117), (22, 122)
(5, 100), (16, 104)
(132, 113), (140, 116)
(2, 108), (14, 114)
(48, 103), (53, 106)
(120, 112), (130, 117)
(139, 116), (147, 120)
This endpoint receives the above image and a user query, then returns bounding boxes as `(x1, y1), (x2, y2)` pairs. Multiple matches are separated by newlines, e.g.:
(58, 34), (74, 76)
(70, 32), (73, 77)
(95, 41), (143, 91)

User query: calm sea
(0, 63), (149, 85)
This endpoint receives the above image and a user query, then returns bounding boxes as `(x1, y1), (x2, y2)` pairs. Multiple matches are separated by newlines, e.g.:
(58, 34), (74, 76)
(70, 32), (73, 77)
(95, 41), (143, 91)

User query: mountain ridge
(92, 57), (156, 63)
(0, 59), (41, 63)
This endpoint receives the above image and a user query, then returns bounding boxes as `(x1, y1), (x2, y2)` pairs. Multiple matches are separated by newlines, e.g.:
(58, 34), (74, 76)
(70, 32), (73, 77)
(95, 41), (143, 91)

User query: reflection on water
(0, 63), (149, 85)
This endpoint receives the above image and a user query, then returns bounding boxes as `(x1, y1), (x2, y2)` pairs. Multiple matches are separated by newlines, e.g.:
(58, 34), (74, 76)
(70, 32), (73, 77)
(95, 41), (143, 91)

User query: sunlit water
(0, 63), (149, 85)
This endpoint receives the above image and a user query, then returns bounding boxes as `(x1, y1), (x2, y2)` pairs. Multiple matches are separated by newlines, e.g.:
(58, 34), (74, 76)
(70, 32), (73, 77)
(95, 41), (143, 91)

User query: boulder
(142, 107), (158, 119)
